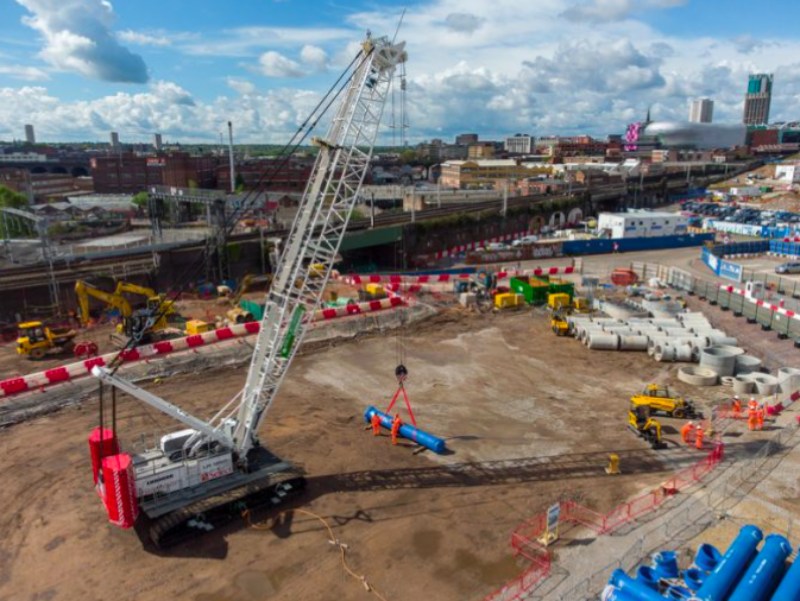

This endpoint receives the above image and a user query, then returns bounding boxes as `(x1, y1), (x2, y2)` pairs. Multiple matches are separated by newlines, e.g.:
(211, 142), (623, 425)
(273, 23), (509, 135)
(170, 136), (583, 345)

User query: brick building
(216, 158), (313, 193)
(91, 153), (220, 193)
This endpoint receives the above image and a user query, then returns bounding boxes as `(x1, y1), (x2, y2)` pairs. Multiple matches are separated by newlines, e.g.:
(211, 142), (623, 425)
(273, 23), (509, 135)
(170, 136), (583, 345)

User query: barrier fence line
(0, 296), (407, 399)
(482, 443), (725, 601)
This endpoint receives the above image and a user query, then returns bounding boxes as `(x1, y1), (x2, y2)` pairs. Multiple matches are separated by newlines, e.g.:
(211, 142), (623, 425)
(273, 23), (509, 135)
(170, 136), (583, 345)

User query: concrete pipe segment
(674, 344), (694, 362)
(735, 355), (763, 375)
(654, 345), (677, 362)
(678, 366), (719, 387)
(732, 375), (756, 395)
(751, 374), (780, 396)
(619, 335), (649, 351)
(587, 333), (620, 350)
(778, 367), (800, 394)
(720, 376), (735, 387)
(699, 346), (743, 377)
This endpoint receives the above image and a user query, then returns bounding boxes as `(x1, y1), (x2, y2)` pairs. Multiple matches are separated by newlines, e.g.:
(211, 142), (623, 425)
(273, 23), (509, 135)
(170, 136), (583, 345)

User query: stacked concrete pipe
(699, 345), (744, 377)
(750, 373), (780, 396)
(586, 333), (620, 350)
(732, 375), (756, 395)
(735, 355), (763, 375)
(779, 367), (800, 394)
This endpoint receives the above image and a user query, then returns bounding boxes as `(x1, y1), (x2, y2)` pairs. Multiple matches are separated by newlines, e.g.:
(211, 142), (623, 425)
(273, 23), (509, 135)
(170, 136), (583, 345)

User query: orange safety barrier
(483, 442), (725, 601)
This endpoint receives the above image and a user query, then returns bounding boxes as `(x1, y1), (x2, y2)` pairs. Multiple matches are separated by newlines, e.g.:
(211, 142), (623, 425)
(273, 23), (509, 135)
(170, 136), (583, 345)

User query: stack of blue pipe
(601, 525), (800, 600)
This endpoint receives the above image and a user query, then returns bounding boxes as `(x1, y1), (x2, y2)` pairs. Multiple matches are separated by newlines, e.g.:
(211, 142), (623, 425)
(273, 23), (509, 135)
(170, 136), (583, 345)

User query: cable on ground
(241, 507), (390, 601)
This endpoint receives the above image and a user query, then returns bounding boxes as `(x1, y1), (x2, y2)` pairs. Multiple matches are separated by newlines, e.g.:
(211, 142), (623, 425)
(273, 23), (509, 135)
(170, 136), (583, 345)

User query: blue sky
(1, 0), (799, 143)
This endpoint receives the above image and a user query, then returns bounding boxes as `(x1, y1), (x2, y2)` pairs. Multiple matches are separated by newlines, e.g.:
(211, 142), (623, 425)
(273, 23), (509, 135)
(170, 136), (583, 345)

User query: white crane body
(89, 34), (406, 544)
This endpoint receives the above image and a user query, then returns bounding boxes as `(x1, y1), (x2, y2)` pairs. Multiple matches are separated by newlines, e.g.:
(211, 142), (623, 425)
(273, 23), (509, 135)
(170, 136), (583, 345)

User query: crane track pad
(142, 474), (307, 549)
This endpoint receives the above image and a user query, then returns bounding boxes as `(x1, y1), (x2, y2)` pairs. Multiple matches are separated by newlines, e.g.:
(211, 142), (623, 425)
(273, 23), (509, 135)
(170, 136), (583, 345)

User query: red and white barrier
(433, 230), (532, 259)
(338, 264), (575, 287)
(0, 296), (407, 399)
(718, 284), (800, 322)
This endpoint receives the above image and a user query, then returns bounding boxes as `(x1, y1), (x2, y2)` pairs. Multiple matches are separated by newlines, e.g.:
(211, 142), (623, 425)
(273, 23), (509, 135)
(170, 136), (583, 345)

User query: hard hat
(687, 421), (694, 425)
(733, 394), (740, 400)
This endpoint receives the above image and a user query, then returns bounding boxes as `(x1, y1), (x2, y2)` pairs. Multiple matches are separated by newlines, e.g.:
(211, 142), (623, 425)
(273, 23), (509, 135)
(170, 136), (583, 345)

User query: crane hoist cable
(96, 47), (374, 439)
(101, 46), (372, 378)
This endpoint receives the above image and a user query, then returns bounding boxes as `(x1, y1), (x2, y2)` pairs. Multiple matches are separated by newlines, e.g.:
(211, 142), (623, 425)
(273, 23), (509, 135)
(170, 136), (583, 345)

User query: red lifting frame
(384, 382), (417, 427)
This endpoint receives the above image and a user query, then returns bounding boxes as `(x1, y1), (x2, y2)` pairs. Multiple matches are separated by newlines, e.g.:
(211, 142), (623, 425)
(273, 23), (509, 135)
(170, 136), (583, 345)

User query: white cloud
(0, 64), (49, 81)
(300, 45), (328, 71)
(560, 0), (688, 23)
(443, 12), (484, 34)
(0, 81), (327, 143)
(226, 77), (256, 95)
(118, 30), (171, 47)
(15, 0), (149, 83)
(258, 51), (305, 78)
(179, 26), (353, 57)
(4, 0), (800, 144)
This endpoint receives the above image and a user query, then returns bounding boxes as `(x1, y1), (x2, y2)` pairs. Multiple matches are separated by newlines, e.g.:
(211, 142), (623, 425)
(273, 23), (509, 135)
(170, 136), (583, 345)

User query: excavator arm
(75, 280), (134, 325)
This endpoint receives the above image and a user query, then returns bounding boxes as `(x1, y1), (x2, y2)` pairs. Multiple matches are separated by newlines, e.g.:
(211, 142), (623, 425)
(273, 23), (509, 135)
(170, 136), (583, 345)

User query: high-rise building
(689, 99), (714, 124)
(24, 124), (35, 144)
(455, 133), (478, 146)
(110, 131), (120, 150)
(153, 133), (163, 152)
(743, 74), (773, 125)
(504, 134), (534, 154)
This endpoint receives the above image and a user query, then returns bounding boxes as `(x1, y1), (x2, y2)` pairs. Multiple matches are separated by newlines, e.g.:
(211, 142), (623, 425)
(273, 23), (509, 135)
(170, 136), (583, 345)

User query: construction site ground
(0, 307), (718, 601)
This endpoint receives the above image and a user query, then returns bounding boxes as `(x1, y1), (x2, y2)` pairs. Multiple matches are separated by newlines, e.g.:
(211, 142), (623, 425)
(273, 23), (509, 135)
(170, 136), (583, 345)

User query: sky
(1, 0), (799, 144)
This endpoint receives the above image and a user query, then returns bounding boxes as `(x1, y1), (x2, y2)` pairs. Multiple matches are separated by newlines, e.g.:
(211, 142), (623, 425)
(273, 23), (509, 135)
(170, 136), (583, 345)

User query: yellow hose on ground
(242, 507), (390, 601)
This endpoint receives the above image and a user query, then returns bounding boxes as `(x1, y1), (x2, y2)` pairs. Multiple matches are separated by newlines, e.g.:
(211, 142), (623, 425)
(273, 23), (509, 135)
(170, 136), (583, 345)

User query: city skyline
(1, 0), (800, 144)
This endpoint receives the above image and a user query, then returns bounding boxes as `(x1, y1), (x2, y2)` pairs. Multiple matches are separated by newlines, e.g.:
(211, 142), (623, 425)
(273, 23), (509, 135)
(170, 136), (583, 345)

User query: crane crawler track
(144, 474), (307, 548)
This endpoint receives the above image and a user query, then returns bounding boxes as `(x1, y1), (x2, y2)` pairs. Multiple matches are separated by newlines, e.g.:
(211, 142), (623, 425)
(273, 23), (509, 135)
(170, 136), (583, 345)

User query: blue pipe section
(606, 569), (669, 601)
(771, 547), (800, 601)
(653, 551), (680, 579)
(683, 568), (705, 592)
(364, 406), (447, 454)
(694, 525), (763, 601)
(636, 566), (659, 590)
(728, 533), (791, 601)
(694, 543), (722, 572)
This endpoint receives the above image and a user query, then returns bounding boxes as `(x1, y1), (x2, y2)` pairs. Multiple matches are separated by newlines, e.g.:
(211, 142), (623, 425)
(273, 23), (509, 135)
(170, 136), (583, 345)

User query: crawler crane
(88, 33), (407, 547)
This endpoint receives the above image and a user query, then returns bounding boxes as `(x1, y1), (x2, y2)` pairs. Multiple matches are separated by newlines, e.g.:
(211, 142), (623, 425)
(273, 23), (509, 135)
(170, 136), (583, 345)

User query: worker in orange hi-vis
(747, 408), (758, 431)
(748, 397), (758, 411)
(680, 421), (695, 444)
(756, 405), (765, 431)
(371, 412), (382, 436)
(695, 424), (705, 450)
(391, 414), (402, 446)
(732, 396), (742, 418)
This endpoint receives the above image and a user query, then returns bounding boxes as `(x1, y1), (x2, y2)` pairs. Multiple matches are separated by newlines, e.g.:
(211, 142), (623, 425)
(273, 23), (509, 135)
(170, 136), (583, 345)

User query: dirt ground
(0, 309), (704, 601)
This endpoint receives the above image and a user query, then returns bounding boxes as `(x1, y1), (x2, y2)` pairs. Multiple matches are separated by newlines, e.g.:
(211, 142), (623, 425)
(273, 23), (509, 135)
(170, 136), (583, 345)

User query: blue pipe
(364, 406), (447, 454)
(606, 569), (669, 601)
(728, 533), (791, 601)
(601, 585), (651, 601)
(683, 568), (705, 592)
(694, 525), (763, 601)
(636, 566), (659, 590)
(653, 550), (680, 579)
(693, 543), (722, 572)
(771, 548), (800, 601)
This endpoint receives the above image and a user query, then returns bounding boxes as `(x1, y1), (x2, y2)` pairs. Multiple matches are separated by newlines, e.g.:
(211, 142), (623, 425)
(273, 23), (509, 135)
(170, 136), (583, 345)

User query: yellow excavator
(75, 280), (177, 344)
(628, 404), (667, 450)
(224, 274), (256, 324)
(630, 384), (702, 419)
